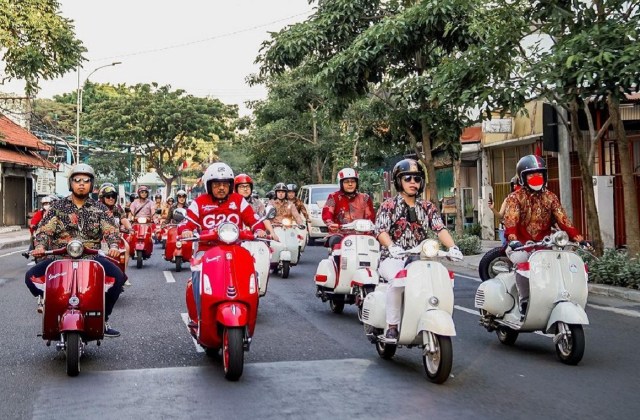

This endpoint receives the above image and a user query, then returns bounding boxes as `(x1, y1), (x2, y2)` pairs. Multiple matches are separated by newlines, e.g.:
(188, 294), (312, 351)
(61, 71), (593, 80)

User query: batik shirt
(34, 196), (120, 252)
(269, 199), (303, 225)
(503, 188), (583, 242)
(375, 194), (445, 261)
(105, 204), (126, 225)
(322, 191), (375, 225)
(290, 198), (309, 221)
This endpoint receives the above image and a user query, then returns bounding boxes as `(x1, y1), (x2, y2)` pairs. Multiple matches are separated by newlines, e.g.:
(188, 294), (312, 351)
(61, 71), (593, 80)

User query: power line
(95, 11), (311, 62)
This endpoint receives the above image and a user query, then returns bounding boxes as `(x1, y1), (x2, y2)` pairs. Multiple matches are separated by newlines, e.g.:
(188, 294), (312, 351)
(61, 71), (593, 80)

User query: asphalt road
(1, 242), (639, 419)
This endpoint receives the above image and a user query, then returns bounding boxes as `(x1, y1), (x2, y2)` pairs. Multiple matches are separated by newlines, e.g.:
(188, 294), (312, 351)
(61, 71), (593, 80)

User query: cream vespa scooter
(474, 230), (589, 365)
(270, 218), (301, 278)
(361, 239), (458, 384)
(314, 219), (380, 319)
(241, 206), (277, 297)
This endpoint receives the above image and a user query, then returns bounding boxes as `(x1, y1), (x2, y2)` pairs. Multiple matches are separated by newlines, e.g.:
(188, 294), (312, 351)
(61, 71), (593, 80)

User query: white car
(298, 184), (339, 244)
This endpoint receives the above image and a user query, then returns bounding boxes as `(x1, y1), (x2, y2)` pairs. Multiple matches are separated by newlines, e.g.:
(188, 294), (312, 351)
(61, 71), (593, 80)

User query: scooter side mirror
(265, 206), (276, 220)
(173, 208), (186, 222)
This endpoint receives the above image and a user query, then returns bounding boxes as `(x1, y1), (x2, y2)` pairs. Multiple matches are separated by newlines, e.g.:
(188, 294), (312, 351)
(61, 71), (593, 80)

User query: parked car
(298, 184), (339, 244)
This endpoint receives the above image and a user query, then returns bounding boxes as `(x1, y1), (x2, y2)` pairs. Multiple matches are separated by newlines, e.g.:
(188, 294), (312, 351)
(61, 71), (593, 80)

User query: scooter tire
(479, 246), (512, 281)
(496, 326), (519, 345)
(175, 256), (182, 272)
(136, 251), (143, 269)
(329, 299), (345, 314)
(66, 332), (81, 377)
(376, 340), (397, 360)
(161, 240), (166, 250)
(222, 327), (244, 381)
(555, 323), (585, 365)
(281, 261), (291, 278)
(423, 334), (452, 384)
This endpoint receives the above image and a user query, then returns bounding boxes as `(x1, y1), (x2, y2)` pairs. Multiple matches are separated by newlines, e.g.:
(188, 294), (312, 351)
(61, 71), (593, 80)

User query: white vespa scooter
(270, 218), (301, 278)
(241, 206), (277, 297)
(314, 219), (380, 319)
(361, 239), (457, 384)
(474, 230), (589, 365)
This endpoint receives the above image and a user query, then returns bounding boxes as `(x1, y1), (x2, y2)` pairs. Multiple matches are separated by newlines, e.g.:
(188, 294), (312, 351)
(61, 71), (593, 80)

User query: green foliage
(451, 232), (482, 255)
(463, 223), (482, 238)
(82, 83), (237, 189)
(0, 0), (86, 96)
(581, 248), (640, 289)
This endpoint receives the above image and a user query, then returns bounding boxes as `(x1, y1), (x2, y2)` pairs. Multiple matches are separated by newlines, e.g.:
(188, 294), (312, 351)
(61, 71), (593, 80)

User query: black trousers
(25, 256), (126, 321)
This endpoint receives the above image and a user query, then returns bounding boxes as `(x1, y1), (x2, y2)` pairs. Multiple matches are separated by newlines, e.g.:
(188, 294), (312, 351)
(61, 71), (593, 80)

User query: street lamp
(75, 61), (122, 163)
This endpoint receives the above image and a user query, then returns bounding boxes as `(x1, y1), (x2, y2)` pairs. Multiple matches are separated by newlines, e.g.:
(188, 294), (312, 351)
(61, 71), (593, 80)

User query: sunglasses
(402, 175), (423, 183)
(104, 194), (117, 199)
(72, 177), (92, 184)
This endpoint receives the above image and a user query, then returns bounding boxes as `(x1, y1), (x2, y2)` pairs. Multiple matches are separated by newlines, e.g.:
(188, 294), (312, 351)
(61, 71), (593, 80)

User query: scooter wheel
(175, 256), (183, 272)
(66, 332), (81, 377)
(222, 327), (244, 381)
(281, 261), (290, 278)
(479, 246), (512, 281)
(329, 299), (345, 314)
(496, 326), (519, 345)
(555, 323), (585, 365)
(136, 251), (143, 269)
(376, 340), (397, 360)
(423, 334), (453, 384)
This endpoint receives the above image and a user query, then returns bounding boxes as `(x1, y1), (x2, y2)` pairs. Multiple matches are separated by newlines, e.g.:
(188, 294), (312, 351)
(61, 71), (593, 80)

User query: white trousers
(379, 258), (407, 326)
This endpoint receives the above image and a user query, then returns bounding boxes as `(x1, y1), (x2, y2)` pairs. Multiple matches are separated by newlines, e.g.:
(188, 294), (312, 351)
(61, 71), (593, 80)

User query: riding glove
(448, 246), (463, 261)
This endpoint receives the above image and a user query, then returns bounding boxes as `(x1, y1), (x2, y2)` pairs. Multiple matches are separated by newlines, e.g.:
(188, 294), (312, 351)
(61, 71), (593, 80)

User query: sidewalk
(0, 226), (31, 250)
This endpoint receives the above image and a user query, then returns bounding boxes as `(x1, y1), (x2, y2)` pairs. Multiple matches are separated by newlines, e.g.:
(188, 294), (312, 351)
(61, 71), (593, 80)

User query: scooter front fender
(418, 309), (456, 337)
(216, 302), (249, 327)
(59, 310), (84, 332)
(545, 301), (589, 333)
(280, 250), (292, 262)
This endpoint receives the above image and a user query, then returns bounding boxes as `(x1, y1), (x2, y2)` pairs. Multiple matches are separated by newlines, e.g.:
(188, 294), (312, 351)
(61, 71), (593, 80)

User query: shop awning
(0, 149), (56, 169)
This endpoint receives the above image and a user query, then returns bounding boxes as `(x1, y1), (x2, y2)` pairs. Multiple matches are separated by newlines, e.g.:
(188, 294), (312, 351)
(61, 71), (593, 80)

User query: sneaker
(36, 296), (44, 314)
(187, 320), (198, 329)
(104, 323), (121, 338)
(385, 326), (399, 343)
(124, 280), (132, 287)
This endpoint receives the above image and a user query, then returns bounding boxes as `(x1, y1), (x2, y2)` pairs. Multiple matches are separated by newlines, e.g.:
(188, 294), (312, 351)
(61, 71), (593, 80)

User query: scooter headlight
(137, 217), (148, 224)
(553, 231), (569, 247)
(66, 240), (84, 258)
(218, 222), (239, 244)
(176, 241), (182, 249)
(282, 218), (293, 227)
(421, 240), (440, 258)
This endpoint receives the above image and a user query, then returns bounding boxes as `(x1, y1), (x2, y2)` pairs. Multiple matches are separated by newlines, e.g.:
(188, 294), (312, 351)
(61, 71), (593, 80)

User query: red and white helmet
(337, 167), (359, 192)
(203, 162), (235, 195)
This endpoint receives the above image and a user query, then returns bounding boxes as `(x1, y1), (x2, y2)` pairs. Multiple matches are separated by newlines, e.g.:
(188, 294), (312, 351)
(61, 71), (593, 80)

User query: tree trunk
(570, 100), (603, 256)
(453, 158), (463, 236)
(419, 118), (438, 206)
(609, 95), (640, 256)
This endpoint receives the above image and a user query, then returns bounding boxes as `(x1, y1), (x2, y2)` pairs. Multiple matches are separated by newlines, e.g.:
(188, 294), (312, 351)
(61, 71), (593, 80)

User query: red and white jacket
(178, 192), (265, 251)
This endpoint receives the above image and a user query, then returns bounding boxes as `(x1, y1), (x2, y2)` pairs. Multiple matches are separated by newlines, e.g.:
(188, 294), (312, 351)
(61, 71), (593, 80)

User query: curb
(0, 238), (31, 251)
(588, 284), (640, 303)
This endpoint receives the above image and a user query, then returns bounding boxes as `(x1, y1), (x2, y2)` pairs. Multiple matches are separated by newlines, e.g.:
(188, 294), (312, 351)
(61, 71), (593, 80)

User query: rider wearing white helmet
(178, 162), (267, 328)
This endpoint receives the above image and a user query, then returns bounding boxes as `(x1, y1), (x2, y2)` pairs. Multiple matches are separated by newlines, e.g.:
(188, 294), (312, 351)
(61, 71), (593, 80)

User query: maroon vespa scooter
(31, 240), (124, 376)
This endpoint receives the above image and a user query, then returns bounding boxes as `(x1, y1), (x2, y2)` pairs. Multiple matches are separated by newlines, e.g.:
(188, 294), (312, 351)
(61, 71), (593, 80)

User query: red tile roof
(0, 149), (56, 169)
(460, 126), (482, 143)
(0, 115), (51, 151)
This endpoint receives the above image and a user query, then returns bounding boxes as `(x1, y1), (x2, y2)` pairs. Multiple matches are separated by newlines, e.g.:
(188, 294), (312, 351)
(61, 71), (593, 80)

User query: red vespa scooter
(128, 217), (154, 268)
(185, 208), (275, 381)
(164, 209), (193, 272)
(31, 240), (123, 377)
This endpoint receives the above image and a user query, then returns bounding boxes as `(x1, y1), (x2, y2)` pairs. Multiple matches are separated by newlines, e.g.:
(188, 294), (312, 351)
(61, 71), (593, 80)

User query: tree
(0, 0), (86, 96)
(523, 0), (640, 255)
(82, 83), (237, 193)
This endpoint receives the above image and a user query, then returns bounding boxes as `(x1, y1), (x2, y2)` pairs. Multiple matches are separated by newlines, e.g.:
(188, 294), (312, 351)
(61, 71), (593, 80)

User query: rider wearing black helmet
(286, 183), (309, 224)
(270, 182), (303, 225)
(503, 155), (587, 314)
(374, 158), (462, 342)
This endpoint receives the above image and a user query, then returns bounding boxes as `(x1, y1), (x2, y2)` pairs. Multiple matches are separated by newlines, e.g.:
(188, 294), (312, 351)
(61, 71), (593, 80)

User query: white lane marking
(180, 313), (204, 353)
(454, 273), (481, 283)
(454, 305), (551, 337)
(588, 303), (640, 318)
(163, 271), (175, 283)
(0, 249), (28, 258)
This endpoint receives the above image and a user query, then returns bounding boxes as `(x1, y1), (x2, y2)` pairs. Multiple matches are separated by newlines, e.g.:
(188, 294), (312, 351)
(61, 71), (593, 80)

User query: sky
(2, 0), (315, 115)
